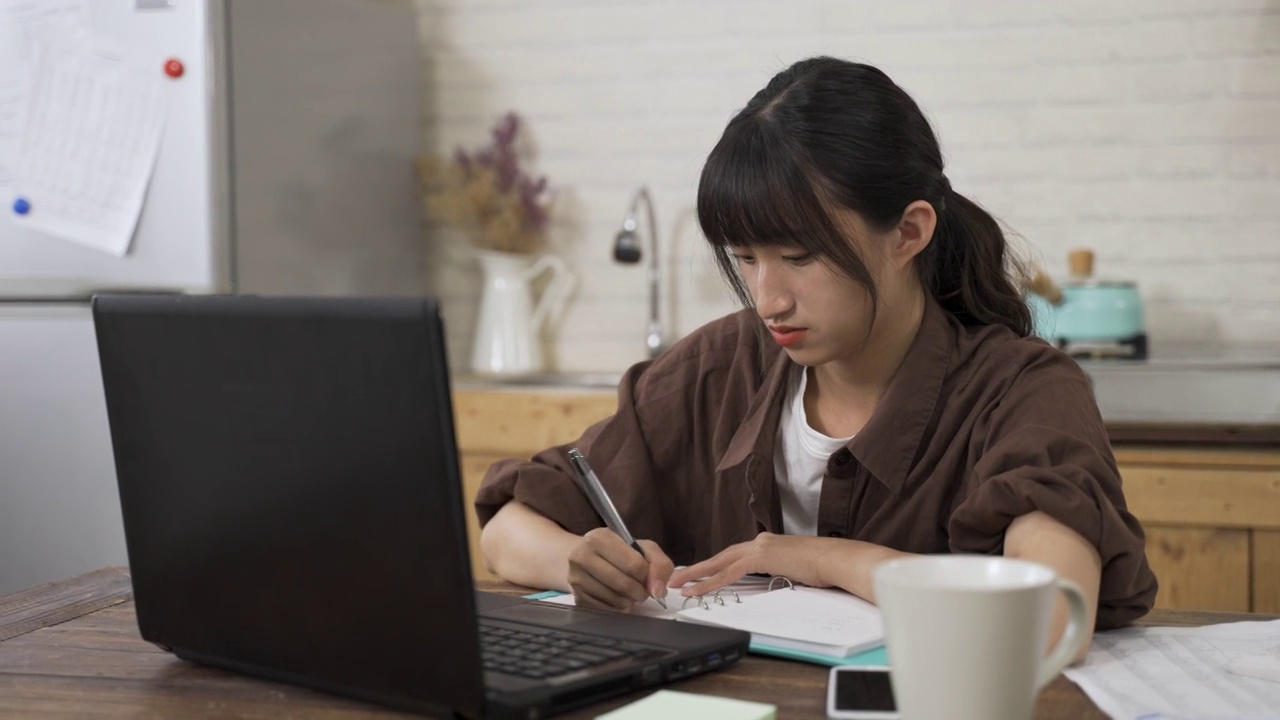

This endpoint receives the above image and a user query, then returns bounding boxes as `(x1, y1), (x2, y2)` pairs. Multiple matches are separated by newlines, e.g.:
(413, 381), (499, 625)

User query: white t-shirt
(774, 365), (856, 536)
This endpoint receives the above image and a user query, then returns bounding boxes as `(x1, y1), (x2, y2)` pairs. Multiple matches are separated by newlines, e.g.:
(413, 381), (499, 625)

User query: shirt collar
(717, 297), (955, 495)
(715, 335), (792, 474)
(848, 297), (953, 494)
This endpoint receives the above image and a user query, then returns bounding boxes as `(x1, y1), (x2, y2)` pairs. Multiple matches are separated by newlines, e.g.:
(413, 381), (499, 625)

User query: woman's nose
(753, 268), (794, 319)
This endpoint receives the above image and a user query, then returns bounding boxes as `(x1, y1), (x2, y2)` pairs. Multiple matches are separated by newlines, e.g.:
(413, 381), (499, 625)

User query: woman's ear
(890, 200), (937, 270)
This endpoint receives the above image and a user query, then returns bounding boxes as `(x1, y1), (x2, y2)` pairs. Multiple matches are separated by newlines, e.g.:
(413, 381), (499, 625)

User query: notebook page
(676, 586), (883, 656)
(597, 690), (777, 720)
(534, 575), (775, 619)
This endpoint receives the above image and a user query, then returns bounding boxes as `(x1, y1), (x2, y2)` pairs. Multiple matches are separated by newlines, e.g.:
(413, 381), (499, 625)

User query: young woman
(475, 57), (1157, 651)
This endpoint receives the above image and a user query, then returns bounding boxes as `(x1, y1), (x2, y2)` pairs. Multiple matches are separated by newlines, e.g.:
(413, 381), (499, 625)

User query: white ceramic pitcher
(470, 249), (573, 377)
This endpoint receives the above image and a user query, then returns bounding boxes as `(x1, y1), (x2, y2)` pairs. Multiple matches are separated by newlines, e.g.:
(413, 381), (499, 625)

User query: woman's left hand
(667, 532), (831, 597)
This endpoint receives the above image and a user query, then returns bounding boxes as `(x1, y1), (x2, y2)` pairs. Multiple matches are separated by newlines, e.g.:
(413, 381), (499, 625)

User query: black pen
(566, 448), (668, 609)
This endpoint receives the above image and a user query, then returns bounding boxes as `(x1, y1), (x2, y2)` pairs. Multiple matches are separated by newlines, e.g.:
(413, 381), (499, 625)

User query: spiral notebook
(534, 577), (887, 668)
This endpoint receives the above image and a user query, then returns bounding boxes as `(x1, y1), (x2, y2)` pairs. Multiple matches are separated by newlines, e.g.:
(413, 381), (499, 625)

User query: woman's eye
(783, 253), (813, 265)
(732, 253), (756, 265)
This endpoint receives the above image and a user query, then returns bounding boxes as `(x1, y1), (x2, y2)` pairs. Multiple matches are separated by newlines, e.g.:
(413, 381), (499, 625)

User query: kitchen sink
(1079, 344), (1280, 427)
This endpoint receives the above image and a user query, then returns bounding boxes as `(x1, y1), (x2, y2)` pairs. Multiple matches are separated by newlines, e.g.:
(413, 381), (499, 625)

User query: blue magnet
(12, 197), (30, 215)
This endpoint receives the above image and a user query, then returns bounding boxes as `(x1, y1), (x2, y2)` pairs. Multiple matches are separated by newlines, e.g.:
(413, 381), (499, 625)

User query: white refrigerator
(0, 0), (424, 594)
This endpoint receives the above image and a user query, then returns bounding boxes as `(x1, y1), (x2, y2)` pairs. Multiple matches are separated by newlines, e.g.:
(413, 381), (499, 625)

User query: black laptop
(91, 294), (749, 720)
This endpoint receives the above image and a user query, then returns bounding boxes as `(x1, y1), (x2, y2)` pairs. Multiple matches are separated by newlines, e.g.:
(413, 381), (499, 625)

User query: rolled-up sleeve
(473, 428), (609, 536)
(948, 352), (1158, 629)
(474, 362), (665, 541)
(472, 312), (772, 565)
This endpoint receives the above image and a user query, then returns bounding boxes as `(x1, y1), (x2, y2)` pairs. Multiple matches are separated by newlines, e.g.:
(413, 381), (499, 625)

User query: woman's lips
(769, 326), (807, 347)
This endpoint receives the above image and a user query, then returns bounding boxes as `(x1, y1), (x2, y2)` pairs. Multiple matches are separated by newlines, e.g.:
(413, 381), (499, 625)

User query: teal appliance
(1027, 251), (1148, 360)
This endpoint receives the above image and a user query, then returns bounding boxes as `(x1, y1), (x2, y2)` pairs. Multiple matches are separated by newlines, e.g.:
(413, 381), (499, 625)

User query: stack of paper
(1064, 620), (1280, 720)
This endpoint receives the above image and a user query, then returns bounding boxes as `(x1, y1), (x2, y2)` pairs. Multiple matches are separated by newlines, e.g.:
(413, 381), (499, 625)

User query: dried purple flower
(453, 148), (471, 173)
(492, 112), (519, 147)
(417, 111), (554, 254)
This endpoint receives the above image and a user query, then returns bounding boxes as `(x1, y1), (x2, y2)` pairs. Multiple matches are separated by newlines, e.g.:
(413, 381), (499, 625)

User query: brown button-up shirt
(476, 298), (1158, 629)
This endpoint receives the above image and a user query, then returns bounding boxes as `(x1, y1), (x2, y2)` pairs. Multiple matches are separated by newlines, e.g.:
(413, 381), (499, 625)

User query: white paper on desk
(10, 28), (166, 255)
(0, 0), (89, 193)
(1063, 620), (1280, 720)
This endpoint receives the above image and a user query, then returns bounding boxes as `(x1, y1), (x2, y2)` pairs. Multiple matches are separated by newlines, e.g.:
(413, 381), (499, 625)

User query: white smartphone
(826, 665), (899, 719)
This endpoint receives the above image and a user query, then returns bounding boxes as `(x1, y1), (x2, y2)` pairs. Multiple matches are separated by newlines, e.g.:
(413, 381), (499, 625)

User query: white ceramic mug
(872, 555), (1090, 720)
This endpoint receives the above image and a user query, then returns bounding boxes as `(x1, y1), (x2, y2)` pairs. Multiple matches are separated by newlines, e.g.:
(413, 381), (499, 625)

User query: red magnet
(164, 58), (184, 78)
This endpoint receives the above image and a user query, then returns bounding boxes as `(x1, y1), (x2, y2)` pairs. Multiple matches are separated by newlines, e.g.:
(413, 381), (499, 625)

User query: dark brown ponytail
(698, 56), (1032, 337)
(923, 184), (1031, 335)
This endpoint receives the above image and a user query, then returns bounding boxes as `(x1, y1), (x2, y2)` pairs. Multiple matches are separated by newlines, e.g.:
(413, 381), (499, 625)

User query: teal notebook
(749, 641), (886, 667)
(524, 583), (888, 668)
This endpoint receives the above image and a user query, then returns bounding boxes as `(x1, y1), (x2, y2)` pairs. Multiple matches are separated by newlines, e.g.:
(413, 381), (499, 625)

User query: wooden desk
(0, 568), (1267, 719)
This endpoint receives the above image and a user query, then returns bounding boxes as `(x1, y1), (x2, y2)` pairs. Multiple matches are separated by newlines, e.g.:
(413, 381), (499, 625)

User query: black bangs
(696, 118), (836, 248)
(696, 113), (875, 308)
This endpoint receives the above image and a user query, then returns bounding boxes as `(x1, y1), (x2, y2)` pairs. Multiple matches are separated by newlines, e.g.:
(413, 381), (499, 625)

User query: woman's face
(728, 218), (913, 367)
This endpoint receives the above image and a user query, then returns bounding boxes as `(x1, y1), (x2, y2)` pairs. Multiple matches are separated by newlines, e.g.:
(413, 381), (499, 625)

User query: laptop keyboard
(479, 622), (648, 679)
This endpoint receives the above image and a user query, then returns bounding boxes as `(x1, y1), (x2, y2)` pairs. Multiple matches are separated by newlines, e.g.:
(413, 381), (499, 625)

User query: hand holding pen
(565, 448), (673, 611)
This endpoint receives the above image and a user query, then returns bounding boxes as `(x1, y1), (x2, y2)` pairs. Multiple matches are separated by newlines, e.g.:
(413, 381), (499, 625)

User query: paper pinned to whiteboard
(9, 29), (167, 256)
(0, 0), (90, 194)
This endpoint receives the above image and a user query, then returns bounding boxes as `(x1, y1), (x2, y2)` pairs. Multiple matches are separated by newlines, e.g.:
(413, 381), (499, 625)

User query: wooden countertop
(452, 387), (1280, 459)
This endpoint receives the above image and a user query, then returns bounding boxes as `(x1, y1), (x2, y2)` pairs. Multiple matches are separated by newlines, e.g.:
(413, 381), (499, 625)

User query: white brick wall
(416, 0), (1280, 374)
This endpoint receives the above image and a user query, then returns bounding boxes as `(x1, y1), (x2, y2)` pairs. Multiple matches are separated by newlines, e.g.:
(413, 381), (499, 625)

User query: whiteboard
(0, 0), (223, 299)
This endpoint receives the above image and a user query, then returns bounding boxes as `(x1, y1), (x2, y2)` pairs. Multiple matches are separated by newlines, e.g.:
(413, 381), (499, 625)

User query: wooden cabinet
(1116, 447), (1280, 613)
(453, 389), (616, 582)
(458, 454), (506, 582)
(454, 388), (1280, 612)
(1255, 530), (1280, 613)
(1140, 527), (1251, 611)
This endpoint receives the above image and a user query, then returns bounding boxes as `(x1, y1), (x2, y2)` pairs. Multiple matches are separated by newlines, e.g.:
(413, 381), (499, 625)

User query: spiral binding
(679, 575), (795, 610)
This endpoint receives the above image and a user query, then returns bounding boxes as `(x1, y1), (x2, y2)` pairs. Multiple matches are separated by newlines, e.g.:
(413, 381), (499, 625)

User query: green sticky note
(595, 690), (776, 720)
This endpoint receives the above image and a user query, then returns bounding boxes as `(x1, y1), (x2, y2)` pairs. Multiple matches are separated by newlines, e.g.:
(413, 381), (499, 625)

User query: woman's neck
(804, 291), (927, 437)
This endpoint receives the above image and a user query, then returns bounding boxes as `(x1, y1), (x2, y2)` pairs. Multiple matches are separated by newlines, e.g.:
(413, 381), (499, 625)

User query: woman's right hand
(566, 528), (673, 611)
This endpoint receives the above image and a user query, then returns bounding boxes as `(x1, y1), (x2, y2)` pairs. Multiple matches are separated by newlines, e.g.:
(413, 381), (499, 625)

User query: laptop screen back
(93, 294), (484, 718)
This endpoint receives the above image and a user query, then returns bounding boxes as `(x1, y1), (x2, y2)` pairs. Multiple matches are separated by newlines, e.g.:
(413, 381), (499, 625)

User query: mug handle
(524, 255), (574, 330)
(1035, 578), (1091, 690)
